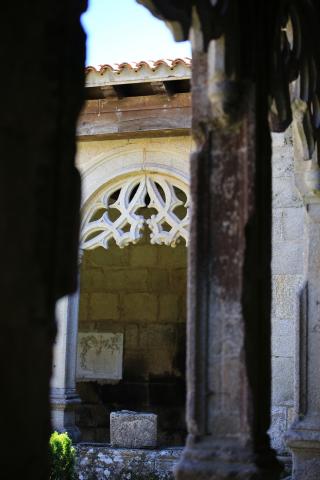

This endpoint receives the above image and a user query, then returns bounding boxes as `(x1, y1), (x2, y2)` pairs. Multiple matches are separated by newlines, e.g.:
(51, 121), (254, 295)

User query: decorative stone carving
(76, 332), (123, 381)
(80, 173), (189, 250)
(110, 411), (157, 448)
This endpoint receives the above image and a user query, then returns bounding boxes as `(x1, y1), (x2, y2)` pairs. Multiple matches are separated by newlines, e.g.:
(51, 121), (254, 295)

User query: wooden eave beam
(77, 91), (191, 139)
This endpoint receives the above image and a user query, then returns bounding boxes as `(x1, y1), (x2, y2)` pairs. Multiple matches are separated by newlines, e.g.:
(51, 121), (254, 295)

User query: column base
(51, 388), (81, 443)
(174, 435), (283, 480)
(285, 416), (320, 480)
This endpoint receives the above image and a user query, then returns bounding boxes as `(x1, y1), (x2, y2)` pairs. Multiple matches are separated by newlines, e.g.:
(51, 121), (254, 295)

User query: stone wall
(74, 128), (303, 456)
(73, 127), (303, 456)
(76, 445), (183, 480)
(77, 233), (187, 444)
(270, 129), (304, 455)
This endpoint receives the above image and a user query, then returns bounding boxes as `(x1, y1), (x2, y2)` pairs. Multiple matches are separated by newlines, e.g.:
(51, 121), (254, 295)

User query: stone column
(285, 108), (320, 479)
(175, 30), (282, 480)
(51, 289), (81, 441)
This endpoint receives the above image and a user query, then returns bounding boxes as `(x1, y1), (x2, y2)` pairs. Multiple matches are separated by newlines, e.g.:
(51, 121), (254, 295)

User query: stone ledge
(76, 444), (183, 480)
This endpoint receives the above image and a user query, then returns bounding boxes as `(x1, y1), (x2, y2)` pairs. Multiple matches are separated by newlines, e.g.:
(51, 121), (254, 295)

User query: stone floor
(76, 444), (183, 480)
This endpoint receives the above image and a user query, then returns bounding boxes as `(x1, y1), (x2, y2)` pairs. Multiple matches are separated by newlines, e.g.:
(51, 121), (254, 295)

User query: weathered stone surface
(77, 240), (187, 443)
(110, 411), (157, 448)
(75, 445), (182, 480)
(90, 293), (120, 320)
(173, 30), (282, 478)
(77, 332), (123, 381)
(270, 127), (305, 461)
(272, 207), (305, 242)
(282, 207), (305, 241)
(130, 244), (158, 267)
(269, 406), (289, 453)
(272, 275), (303, 319)
(51, 294), (81, 441)
(159, 294), (179, 322)
(272, 241), (304, 274)
(285, 204), (320, 478)
(272, 154), (294, 178)
(272, 357), (294, 404)
(122, 292), (158, 322)
(272, 177), (303, 208)
(271, 319), (295, 357)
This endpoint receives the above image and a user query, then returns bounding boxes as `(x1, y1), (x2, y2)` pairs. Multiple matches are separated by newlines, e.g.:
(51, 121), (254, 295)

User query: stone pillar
(51, 289), (81, 441)
(175, 31), (282, 480)
(0, 1), (85, 477)
(285, 108), (320, 478)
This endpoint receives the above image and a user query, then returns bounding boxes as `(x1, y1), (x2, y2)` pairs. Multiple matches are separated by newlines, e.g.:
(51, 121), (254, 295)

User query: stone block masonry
(270, 129), (305, 456)
(77, 234), (187, 444)
(79, 235), (187, 383)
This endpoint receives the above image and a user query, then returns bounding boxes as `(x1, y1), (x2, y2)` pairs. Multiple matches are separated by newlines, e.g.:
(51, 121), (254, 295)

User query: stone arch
(80, 171), (190, 251)
(76, 165), (190, 444)
(52, 146), (190, 440)
(78, 141), (190, 206)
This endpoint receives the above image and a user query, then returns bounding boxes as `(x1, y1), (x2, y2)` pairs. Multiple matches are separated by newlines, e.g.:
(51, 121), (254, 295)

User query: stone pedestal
(51, 291), (81, 441)
(110, 411), (157, 448)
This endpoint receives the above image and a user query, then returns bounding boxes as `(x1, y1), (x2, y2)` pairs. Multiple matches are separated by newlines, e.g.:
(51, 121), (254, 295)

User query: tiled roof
(85, 58), (191, 88)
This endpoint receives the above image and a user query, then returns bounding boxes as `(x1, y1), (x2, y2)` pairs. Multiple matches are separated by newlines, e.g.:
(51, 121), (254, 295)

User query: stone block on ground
(110, 410), (157, 448)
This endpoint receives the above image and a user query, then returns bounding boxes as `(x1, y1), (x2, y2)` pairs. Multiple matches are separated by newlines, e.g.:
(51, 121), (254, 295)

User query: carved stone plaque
(76, 332), (123, 381)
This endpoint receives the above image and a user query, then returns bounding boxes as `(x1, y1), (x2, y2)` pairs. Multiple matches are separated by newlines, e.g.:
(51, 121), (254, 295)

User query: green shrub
(49, 431), (76, 480)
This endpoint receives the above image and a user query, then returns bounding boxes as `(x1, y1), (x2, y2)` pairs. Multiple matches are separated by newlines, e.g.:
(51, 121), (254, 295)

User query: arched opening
(75, 171), (189, 445)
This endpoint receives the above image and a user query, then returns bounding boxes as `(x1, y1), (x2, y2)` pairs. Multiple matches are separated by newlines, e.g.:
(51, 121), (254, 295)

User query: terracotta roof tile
(85, 57), (191, 74)
(85, 58), (191, 87)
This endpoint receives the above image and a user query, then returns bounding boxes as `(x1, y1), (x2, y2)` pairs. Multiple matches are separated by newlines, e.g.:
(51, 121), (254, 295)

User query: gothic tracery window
(80, 172), (190, 250)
